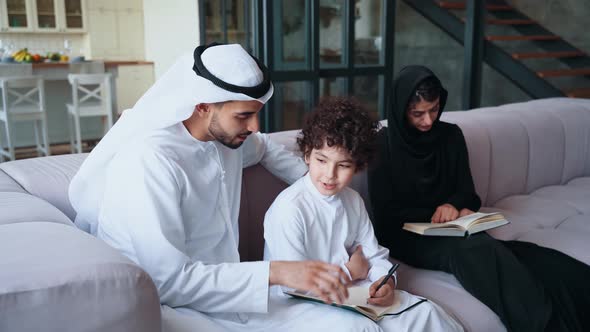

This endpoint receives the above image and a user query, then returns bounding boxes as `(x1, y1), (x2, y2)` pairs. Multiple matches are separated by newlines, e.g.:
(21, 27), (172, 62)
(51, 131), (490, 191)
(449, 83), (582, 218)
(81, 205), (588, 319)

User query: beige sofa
(1, 97), (589, 331)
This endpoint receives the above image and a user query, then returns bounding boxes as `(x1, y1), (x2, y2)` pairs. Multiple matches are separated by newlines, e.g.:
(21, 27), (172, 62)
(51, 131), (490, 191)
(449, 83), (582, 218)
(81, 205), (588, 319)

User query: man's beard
(209, 114), (250, 149)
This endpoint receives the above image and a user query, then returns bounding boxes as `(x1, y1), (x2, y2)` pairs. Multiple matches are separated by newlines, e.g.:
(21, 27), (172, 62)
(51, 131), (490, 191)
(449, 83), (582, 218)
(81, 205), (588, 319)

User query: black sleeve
(368, 131), (436, 235)
(446, 125), (482, 211)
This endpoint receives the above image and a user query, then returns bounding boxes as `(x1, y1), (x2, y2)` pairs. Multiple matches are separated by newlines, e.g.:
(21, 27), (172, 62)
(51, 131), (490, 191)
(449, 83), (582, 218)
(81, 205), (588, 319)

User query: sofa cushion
(493, 195), (579, 229)
(516, 229), (590, 266)
(239, 165), (288, 262)
(0, 192), (73, 227)
(558, 214), (590, 233)
(0, 169), (25, 193)
(567, 176), (590, 188)
(443, 98), (590, 206)
(531, 185), (590, 215)
(394, 260), (505, 332)
(0, 154), (87, 222)
(0, 222), (161, 332)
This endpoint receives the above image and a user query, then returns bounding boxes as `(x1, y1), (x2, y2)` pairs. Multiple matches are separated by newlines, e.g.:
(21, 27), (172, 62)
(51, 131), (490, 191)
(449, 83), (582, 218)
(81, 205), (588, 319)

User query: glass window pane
(64, 0), (83, 28)
(354, 75), (384, 119)
(354, 0), (383, 66)
(203, 0), (223, 44)
(7, 0), (28, 28)
(274, 1), (310, 70)
(320, 77), (347, 97)
(225, 0), (251, 51)
(319, 0), (345, 68)
(272, 81), (313, 131)
(36, 0), (56, 28)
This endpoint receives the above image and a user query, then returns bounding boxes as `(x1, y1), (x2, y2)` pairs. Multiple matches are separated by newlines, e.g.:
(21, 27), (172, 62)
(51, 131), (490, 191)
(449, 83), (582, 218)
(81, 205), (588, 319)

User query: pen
(374, 263), (399, 294)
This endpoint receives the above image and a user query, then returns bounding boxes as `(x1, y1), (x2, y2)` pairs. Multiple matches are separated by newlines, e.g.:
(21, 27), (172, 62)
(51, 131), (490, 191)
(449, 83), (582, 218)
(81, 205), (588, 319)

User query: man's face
(406, 97), (440, 132)
(305, 143), (357, 196)
(208, 100), (264, 149)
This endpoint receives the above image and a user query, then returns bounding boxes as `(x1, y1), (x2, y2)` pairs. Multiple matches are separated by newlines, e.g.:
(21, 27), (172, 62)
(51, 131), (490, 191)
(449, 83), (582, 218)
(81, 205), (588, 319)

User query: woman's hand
(431, 203), (459, 223)
(367, 276), (395, 307)
(345, 245), (369, 281)
(459, 208), (475, 217)
(269, 261), (351, 304)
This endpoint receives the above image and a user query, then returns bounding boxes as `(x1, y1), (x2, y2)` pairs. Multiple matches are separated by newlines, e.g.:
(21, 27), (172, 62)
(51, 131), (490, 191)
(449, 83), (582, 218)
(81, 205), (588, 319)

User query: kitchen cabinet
(0, 0), (34, 32)
(115, 64), (154, 114)
(85, 0), (144, 60)
(0, 0), (86, 33)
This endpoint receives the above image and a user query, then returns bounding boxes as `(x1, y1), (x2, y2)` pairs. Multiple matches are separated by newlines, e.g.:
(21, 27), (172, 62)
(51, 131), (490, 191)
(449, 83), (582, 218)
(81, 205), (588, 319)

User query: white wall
(0, 33), (85, 58)
(143, 0), (200, 78)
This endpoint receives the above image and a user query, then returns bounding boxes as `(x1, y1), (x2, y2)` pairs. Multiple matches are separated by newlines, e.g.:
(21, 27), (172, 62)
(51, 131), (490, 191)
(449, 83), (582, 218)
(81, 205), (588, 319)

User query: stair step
(537, 68), (590, 78)
(565, 88), (590, 98)
(511, 51), (586, 59)
(486, 35), (561, 41)
(437, 1), (512, 11)
(487, 19), (535, 25)
(460, 18), (535, 25)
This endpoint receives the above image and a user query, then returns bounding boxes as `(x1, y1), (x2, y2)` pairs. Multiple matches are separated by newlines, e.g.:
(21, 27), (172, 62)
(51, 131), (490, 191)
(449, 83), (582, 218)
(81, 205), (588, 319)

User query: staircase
(403, 0), (590, 99)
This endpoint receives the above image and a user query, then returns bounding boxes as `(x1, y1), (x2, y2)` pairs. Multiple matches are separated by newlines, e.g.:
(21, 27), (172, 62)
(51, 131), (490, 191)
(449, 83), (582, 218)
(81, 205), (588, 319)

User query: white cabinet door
(32, 0), (59, 32)
(60, 0), (85, 32)
(116, 0), (142, 11)
(86, 0), (115, 11)
(86, 7), (118, 59)
(115, 64), (154, 114)
(115, 9), (144, 60)
(1, 0), (34, 32)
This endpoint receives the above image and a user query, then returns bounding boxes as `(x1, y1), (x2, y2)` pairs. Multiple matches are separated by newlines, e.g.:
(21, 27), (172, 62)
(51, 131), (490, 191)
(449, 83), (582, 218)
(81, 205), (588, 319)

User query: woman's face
(406, 97), (440, 132)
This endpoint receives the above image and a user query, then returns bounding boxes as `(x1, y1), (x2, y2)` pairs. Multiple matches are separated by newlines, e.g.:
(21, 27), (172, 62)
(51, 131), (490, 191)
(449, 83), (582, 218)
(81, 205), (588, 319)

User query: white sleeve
(242, 132), (307, 184)
(352, 196), (393, 283)
(99, 149), (270, 314)
(263, 202), (308, 261)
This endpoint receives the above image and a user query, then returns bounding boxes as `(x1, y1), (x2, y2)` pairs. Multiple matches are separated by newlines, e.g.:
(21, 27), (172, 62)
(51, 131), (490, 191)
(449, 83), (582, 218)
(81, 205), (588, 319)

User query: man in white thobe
(69, 43), (380, 332)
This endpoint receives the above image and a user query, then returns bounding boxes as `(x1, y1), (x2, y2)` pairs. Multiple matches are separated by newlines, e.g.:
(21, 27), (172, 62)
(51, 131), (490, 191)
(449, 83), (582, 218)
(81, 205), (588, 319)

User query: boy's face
(305, 143), (357, 196)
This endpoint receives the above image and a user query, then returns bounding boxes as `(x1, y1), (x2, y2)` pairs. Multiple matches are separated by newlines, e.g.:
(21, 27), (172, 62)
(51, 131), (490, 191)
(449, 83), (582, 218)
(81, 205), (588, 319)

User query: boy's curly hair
(297, 97), (378, 171)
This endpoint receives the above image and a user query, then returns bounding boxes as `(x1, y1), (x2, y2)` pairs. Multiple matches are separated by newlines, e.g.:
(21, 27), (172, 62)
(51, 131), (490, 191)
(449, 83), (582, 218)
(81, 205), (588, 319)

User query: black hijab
(387, 65), (448, 157)
(386, 66), (452, 196)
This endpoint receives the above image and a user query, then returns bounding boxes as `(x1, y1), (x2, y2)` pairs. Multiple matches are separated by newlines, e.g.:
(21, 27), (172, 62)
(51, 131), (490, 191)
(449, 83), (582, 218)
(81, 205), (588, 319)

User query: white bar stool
(0, 76), (50, 162)
(66, 73), (113, 154)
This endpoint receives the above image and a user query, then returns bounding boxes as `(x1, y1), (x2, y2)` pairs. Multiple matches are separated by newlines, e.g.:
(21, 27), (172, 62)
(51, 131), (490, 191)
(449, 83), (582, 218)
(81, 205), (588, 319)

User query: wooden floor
(7, 140), (99, 161)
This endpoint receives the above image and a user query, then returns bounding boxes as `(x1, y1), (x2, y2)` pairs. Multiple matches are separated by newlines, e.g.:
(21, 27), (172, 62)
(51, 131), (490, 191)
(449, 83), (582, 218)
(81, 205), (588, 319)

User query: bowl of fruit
(12, 48), (46, 63)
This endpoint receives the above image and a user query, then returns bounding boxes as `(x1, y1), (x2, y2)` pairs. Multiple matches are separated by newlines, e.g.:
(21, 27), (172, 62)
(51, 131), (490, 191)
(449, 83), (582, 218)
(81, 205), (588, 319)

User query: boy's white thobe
(97, 123), (380, 332)
(264, 174), (465, 332)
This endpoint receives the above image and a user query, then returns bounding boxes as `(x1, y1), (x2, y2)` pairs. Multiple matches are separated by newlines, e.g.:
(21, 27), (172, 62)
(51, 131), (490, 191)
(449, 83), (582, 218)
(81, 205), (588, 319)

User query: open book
(285, 286), (408, 322)
(403, 212), (509, 237)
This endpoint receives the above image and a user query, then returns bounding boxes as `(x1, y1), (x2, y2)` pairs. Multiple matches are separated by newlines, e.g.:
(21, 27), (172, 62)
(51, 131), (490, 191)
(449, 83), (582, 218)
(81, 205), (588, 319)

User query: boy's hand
(367, 276), (395, 307)
(345, 245), (369, 281)
(431, 203), (459, 223)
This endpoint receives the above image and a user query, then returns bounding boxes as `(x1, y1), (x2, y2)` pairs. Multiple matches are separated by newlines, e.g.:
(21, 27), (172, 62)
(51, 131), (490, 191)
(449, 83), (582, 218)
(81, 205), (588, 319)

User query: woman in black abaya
(368, 65), (590, 332)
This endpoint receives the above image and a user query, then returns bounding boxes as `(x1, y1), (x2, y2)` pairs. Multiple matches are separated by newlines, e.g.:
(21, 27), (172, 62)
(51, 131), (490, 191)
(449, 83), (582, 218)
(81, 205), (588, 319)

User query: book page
(344, 286), (402, 316)
(286, 286), (402, 317)
(446, 212), (502, 229)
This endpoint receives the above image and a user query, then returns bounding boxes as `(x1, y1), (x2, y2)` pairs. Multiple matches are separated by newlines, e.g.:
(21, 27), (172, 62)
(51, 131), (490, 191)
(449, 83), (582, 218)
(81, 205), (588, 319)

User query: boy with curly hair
(263, 97), (463, 331)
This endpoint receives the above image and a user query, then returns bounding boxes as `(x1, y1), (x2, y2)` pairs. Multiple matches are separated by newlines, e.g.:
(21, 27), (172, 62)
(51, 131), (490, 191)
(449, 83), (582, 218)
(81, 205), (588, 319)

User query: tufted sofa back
(442, 98), (590, 206)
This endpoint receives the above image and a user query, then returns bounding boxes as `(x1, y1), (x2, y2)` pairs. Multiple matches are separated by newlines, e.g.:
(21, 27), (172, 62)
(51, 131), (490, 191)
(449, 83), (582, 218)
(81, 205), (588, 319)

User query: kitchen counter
(29, 61), (154, 68)
(0, 60), (154, 148)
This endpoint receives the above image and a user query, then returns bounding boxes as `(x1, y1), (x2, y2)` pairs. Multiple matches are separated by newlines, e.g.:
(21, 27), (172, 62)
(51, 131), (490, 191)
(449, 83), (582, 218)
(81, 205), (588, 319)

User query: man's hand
(269, 261), (351, 304)
(459, 208), (475, 218)
(345, 245), (369, 282)
(367, 277), (395, 307)
(431, 203), (459, 223)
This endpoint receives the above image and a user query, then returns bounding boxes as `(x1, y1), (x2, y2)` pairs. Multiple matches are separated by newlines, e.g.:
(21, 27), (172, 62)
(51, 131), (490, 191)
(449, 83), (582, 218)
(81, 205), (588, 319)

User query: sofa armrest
(0, 222), (161, 332)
